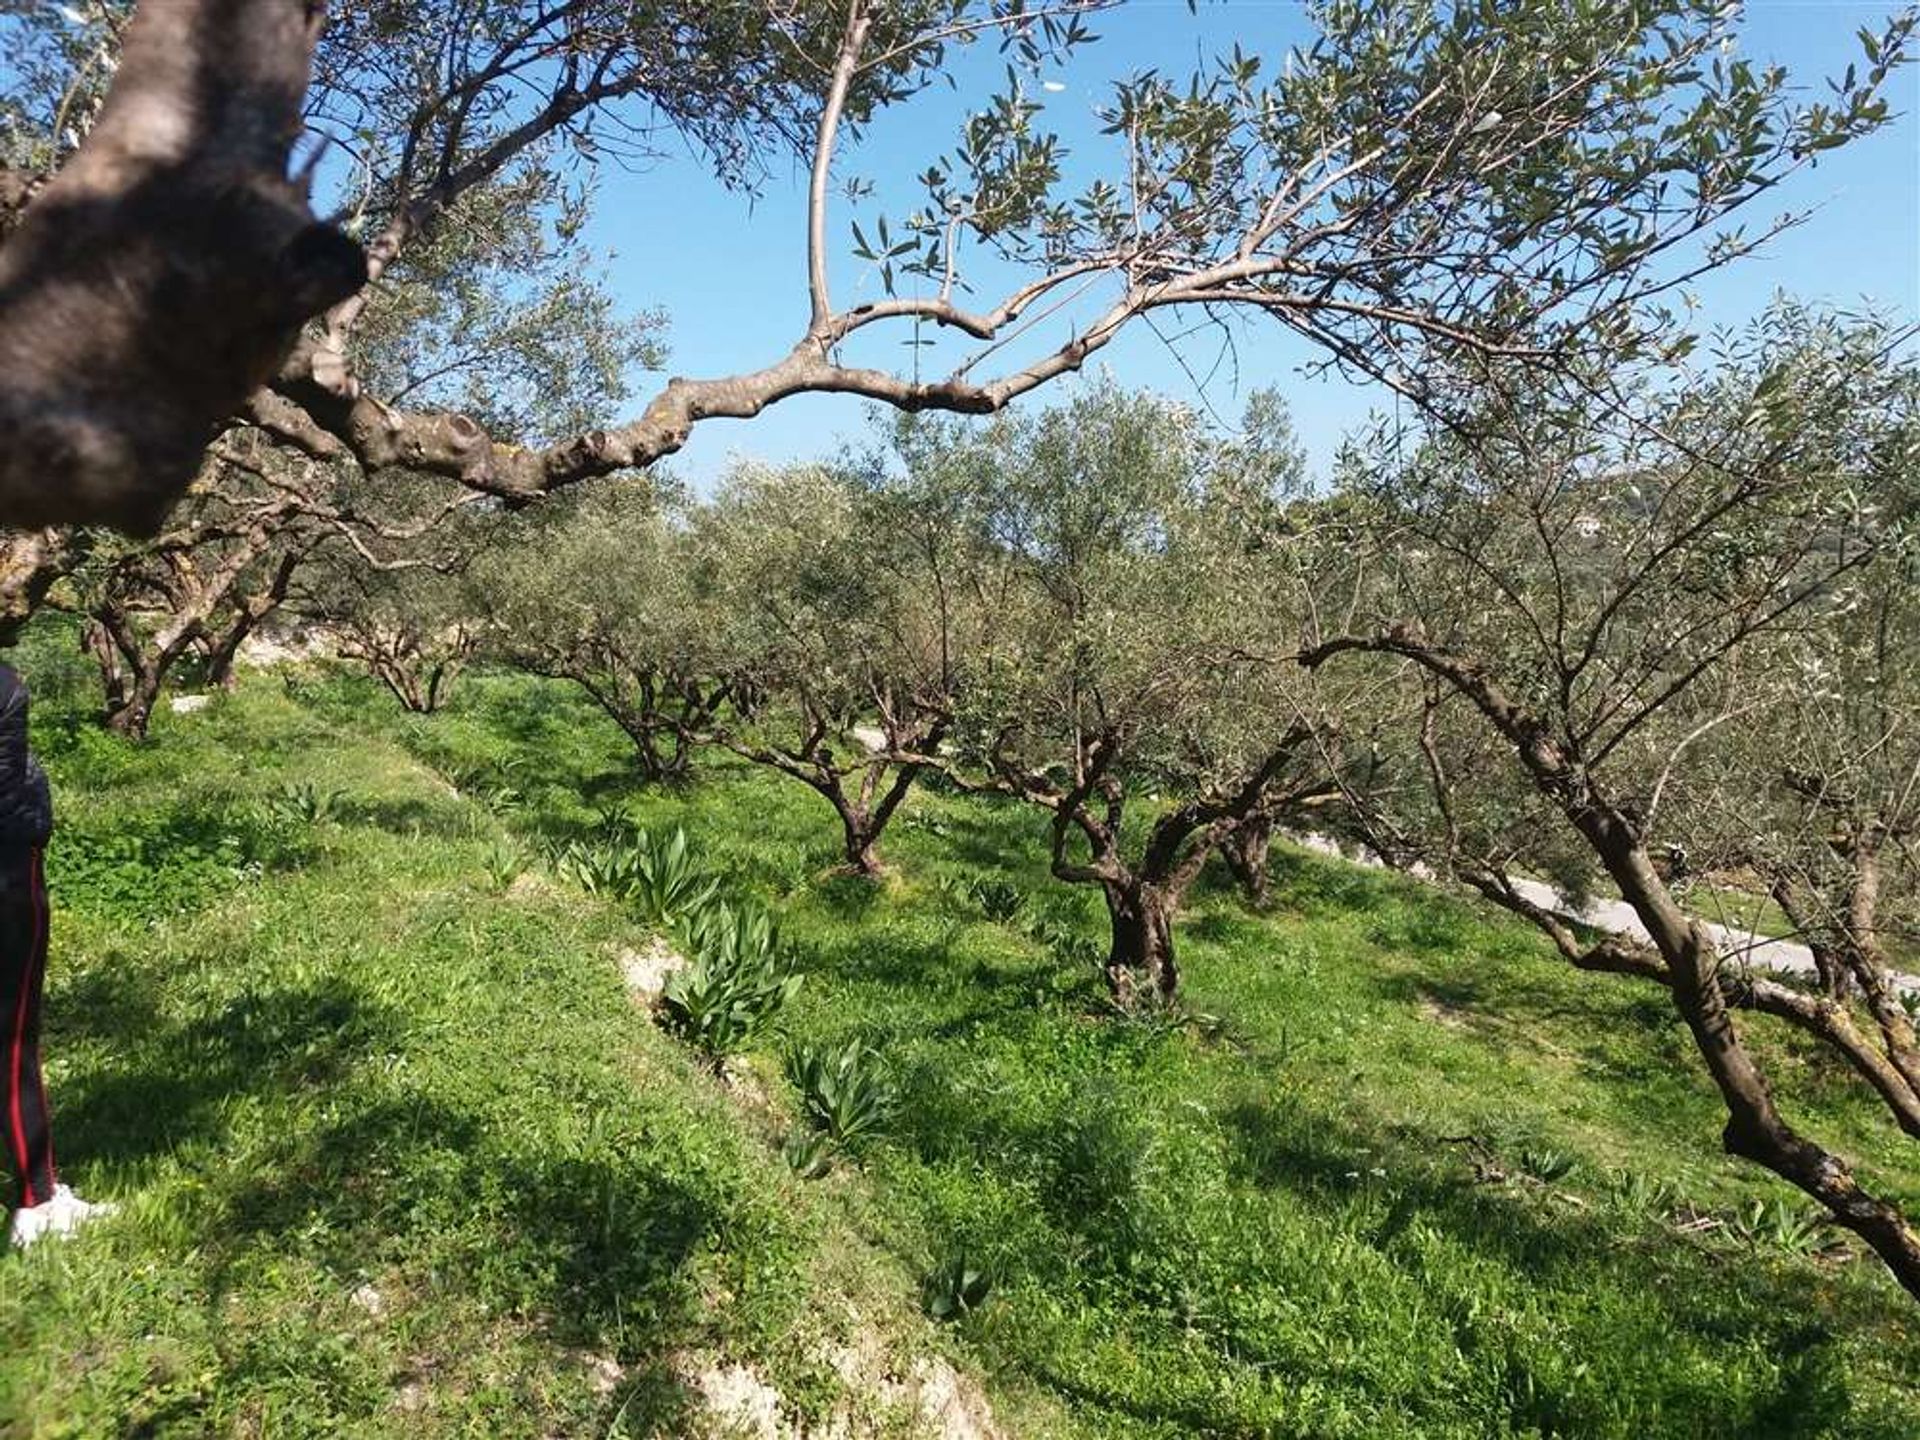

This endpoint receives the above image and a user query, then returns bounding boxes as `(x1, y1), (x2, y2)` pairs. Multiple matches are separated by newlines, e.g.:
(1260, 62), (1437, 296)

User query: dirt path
(1499, 876), (1920, 998)
(1285, 832), (1920, 999)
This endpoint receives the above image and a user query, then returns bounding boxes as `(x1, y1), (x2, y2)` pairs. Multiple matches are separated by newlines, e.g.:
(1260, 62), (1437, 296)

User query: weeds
(548, 825), (719, 926)
(964, 875), (1026, 924)
(53, 803), (313, 923)
(787, 1040), (896, 1152)
(1020, 902), (1105, 970)
(549, 835), (638, 897)
(482, 839), (522, 892)
(783, 1128), (837, 1179)
(17, 663), (1918, 1439)
(1730, 1197), (1829, 1258)
(631, 826), (719, 926)
(1517, 1146), (1578, 1185)
(920, 1254), (993, 1323)
(661, 900), (801, 1062)
(264, 780), (339, 826)
(457, 757), (528, 813)
(1606, 1168), (1678, 1219)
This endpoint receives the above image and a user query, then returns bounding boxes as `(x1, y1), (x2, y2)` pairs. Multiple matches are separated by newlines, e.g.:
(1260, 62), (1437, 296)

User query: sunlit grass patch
(6, 665), (1917, 1438)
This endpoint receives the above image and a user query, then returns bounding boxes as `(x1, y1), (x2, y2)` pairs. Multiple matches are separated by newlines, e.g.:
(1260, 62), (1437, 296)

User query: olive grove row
(0, 0), (1917, 1298)
(326, 315), (1920, 1296)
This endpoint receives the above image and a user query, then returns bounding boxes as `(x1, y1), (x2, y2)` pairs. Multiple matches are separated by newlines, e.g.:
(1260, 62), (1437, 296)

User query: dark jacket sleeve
(0, 665), (52, 849)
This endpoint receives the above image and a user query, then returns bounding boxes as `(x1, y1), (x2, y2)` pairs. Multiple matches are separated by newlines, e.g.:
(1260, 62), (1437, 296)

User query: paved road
(1286, 832), (1920, 999)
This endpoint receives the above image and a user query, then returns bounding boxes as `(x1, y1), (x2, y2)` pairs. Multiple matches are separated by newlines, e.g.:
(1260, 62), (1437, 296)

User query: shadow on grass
(208, 1097), (720, 1341)
(1371, 966), (1714, 1139)
(968, 1082), (1866, 1439)
(917, 805), (1045, 880)
(46, 800), (319, 926)
(798, 922), (1103, 1025)
(834, 907), (1884, 1440)
(341, 794), (481, 839)
(50, 973), (402, 1172)
(812, 870), (886, 920)
(1023, 1362), (1265, 1437)
(1263, 848), (1405, 918)
(52, 963), (718, 1436)
(1218, 1091), (1612, 1273)
(1374, 969), (1637, 1045)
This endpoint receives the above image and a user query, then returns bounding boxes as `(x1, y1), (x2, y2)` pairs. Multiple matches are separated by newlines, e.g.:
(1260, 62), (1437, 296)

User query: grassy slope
(0, 669), (978, 1439)
(4, 660), (1918, 1438)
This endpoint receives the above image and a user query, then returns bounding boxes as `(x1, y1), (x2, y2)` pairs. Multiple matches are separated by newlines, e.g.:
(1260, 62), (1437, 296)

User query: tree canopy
(0, 0), (1911, 528)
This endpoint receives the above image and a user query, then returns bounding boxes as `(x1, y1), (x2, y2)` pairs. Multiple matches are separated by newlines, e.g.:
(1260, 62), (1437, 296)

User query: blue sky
(584, 0), (1920, 488)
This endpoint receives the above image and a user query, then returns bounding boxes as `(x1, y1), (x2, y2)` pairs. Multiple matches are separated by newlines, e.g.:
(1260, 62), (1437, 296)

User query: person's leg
(0, 846), (54, 1210)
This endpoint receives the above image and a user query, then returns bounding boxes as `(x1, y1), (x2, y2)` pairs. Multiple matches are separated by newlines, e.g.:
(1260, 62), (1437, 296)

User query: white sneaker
(9, 1184), (117, 1248)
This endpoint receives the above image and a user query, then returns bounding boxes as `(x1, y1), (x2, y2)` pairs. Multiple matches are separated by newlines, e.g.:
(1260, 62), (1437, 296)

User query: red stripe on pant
(3, 847), (54, 1210)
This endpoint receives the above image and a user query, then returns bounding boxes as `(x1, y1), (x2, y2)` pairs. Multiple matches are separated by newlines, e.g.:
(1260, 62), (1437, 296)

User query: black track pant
(0, 848), (53, 1209)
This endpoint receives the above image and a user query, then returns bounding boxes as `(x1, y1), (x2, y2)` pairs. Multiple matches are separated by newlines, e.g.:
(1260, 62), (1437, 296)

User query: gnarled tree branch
(0, 0), (365, 533)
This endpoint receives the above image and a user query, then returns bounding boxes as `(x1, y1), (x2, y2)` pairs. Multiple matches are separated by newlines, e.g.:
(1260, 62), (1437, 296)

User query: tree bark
(1573, 807), (1920, 1296)
(712, 713), (943, 878)
(1013, 726), (1331, 1008)
(831, 746), (930, 876)
(373, 661), (422, 713)
(82, 615), (126, 709)
(1769, 877), (1855, 1000)
(0, 529), (85, 645)
(545, 669), (715, 784)
(102, 676), (159, 739)
(201, 631), (242, 690)
(820, 773), (901, 877)
(616, 715), (689, 782)
(1103, 883), (1178, 1007)
(838, 811), (884, 878)
(1758, 853), (1920, 1111)
(1577, 788), (1920, 1293)
(1221, 814), (1275, 908)
(1304, 630), (1920, 1299)
(423, 660), (454, 714)
(87, 608), (163, 739)
(0, 0), (364, 533)
(1831, 844), (1920, 1100)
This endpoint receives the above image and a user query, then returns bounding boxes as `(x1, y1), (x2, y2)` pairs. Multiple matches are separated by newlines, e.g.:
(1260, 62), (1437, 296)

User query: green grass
(4, 657), (1918, 1438)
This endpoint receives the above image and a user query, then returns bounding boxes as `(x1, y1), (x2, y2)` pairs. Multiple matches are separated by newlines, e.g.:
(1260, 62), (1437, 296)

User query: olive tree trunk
(1220, 814), (1276, 908)
(1102, 882), (1178, 1006)
(0, 0), (364, 532)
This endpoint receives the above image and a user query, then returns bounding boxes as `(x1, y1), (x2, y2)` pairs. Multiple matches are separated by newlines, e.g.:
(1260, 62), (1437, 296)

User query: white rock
(617, 937), (687, 1005)
(687, 1361), (784, 1439)
(169, 694), (210, 714)
(820, 1326), (1005, 1440)
(236, 628), (337, 667)
(584, 1352), (624, 1397)
(905, 1356), (1003, 1440)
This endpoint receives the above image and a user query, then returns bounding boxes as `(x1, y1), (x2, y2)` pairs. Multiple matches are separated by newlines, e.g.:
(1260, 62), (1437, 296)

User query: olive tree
(2, 0), (1907, 533)
(685, 451), (998, 874)
(477, 440), (995, 865)
(478, 483), (735, 783)
(0, 526), (87, 645)
(320, 577), (481, 714)
(0, 121), (652, 703)
(1302, 306), (1920, 1296)
(290, 499), (491, 714)
(1669, 535), (1920, 1133)
(59, 447), (338, 736)
(917, 382), (1358, 1004)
